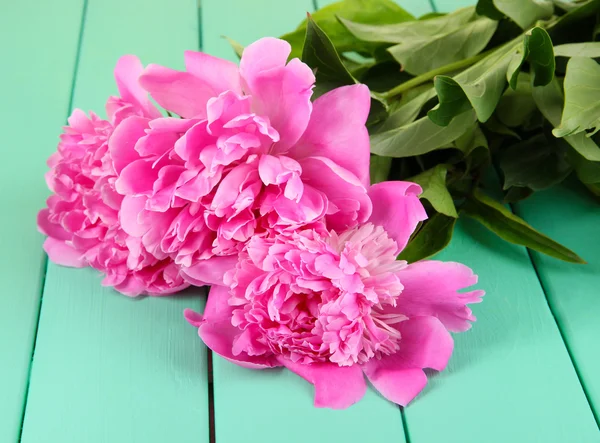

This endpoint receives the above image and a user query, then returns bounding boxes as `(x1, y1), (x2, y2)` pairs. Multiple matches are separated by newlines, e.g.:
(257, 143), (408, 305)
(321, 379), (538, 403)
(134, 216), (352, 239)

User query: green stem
(382, 48), (495, 100)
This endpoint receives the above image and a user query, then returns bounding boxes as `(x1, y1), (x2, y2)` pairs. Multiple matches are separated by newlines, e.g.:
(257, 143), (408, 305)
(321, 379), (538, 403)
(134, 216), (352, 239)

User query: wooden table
(1, 0), (599, 441)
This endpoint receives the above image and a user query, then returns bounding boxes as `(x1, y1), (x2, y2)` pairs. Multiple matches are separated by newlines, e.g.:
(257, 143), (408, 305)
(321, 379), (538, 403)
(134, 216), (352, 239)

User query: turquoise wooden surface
(516, 181), (600, 423)
(18, 0), (209, 442)
(1, 0), (598, 442)
(0, 1), (83, 441)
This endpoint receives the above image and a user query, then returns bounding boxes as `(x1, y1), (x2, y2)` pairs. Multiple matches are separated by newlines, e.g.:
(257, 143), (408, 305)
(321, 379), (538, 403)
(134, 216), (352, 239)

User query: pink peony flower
(113, 37), (373, 286)
(38, 56), (188, 296)
(185, 182), (484, 409)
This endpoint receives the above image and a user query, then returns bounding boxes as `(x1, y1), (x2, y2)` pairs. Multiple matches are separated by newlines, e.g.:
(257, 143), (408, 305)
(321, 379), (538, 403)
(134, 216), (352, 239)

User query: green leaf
(504, 186), (535, 202)
(410, 165), (458, 217)
(484, 116), (522, 139)
(567, 148), (600, 184)
(499, 133), (572, 191)
(507, 27), (555, 89)
(302, 16), (355, 94)
(454, 123), (490, 170)
(282, 0), (414, 60)
(398, 213), (457, 263)
(463, 188), (586, 263)
(584, 182), (600, 197)
(553, 57), (600, 138)
(376, 86), (436, 132)
(428, 41), (519, 125)
(491, 0), (554, 29)
(225, 37), (244, 59)
(338, 7), (474, 44)
(369, 155), (392, 184)
(371, 110), (477, 157)
(302, 17), (389, 124)
(386, 16), (498, 76)
(496, 73), (538, 127)
(532, 77), (600, 161)
(554, 42), (600, 58)
(476, 0), (506, 21)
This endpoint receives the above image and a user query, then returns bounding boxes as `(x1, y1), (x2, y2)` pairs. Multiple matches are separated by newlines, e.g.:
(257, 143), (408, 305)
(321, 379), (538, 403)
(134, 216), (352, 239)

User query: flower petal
(113, 55), (161, 119)
(299, 156), (372, 230)
(397, 260), (485, 332)
(278, 357), (367, 409)
(291, 84), (371, 186)
(180, 255), (238, 286)
(108, 116), (148, 174)
(240, 38), (315, 151)
(139, 64), (215, 118)
(43, 237), (86, 268)
(185, 50), (242, 95)
(184, 285), (279, 369)
(361, 316), (453, 406)
(367, 181), (427, 252)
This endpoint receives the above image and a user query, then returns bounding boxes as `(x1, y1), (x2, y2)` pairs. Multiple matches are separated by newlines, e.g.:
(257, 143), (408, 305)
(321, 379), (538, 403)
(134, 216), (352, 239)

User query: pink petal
(361, 316), (453, 406)
(299, 156), (372, 230)
(240, 38), (315, 152)
(397, 261), (485, 332)
(115, 159), (158, 195)
(119, 195), (149, 237)
(43, 237), (86, 268)
(139, 64), (215, 118)
(113, 55), (161, 119)
(291, 84), (371, 186)
(185, 50), (242, 95)
(278, 357), (367, 409)
(108, 116), (148, 174)
(180, 255), (238, 286)
(184, 285), (279, 369)
(367, 181), (427, 252)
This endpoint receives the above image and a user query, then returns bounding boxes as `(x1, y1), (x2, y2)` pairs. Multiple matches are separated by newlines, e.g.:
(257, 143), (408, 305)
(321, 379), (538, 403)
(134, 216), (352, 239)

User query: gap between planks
(17, 0), (90, 440)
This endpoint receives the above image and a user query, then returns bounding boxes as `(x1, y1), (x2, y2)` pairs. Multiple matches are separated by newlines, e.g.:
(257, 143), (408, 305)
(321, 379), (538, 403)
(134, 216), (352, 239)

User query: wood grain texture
(19, 0), (210, 442)
(515, 181), (600, 424)
(317, 0), (434, 16)
(202, 0), (314, 62)
(0, 1), (83, 441)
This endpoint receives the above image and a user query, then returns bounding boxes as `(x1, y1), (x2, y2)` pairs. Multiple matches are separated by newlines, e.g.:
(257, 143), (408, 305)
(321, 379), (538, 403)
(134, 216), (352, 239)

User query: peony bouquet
(38, 36), (483, 408)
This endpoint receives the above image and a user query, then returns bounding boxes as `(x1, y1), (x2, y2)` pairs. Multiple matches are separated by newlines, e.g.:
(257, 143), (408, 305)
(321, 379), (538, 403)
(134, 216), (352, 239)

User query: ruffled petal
(184, 50), (242, 95)
(396, 261), (485, 332)
(367, 181), (427, 252)
(180, 255), (238, 286)
(43, 237), (86, 268)
(299, 156), (372, 230)
(291, 84), (371, 186)
(184, 285), (279, 369)
(278, 357), (367, 409)
(240, 38), (314, 151)
(361, 316), (453, 406)
(108, 116), (148, 174)
(113, 55), (161, 119)
(139, 64), (216, 118)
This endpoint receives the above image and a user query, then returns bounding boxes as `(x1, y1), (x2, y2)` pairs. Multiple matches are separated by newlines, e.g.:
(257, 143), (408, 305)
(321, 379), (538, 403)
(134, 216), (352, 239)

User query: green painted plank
(404, 219), (600, 442)
(20, 0), (209, 442)
(21, 267), (208, 443)
(515, 181), (600, 423)
(0, 1), (83, 441)
(202, 0), (314, 62)
(317, 0), (434, 17)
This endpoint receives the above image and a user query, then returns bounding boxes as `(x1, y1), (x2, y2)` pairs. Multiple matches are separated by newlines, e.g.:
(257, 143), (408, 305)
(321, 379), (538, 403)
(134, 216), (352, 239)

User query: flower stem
(382, 49), (495, 100)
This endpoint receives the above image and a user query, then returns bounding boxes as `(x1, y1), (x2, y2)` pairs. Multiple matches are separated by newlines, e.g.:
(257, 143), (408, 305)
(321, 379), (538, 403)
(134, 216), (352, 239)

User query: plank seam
(428, 0), (438, 13)
(17, 0), (89, 439)
(520, 238), (600, 429)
